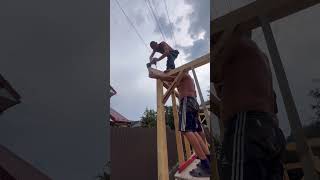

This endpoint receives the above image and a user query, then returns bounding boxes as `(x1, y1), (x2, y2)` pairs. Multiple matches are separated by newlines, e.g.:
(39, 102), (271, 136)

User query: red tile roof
(0, 144), (52, 180)
(110, 107), (130, 123)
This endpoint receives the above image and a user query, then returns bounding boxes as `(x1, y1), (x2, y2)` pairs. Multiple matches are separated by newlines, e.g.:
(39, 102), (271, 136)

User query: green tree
(140, 108), (157, 128)
(165, 106), (175, 130)
(140, 106), (175, 129)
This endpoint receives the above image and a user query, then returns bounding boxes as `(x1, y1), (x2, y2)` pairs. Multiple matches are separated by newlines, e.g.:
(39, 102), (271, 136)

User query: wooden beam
(172, 93), (184, 164)
(285, 157), (320, 173)
(191, 68), (211, 131)
(163, 82), (179, 98)
(166, 54), (210, 76)
(184, 136), (192, 159)
(260, 16), (318, 180)
(162, 71), (184, 104)
(156, 79), (169, 180)
(211, 0), (320, 37)
(210, 82), (224, 140)
(286, 138), (320, 151)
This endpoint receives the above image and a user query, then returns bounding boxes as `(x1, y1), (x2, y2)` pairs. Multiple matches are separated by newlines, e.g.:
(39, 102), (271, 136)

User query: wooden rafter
(162, 71), (184, 104)
(163, 82), (179, 98)
(166, 54), (210, 76)
(211, 0), (320, 37)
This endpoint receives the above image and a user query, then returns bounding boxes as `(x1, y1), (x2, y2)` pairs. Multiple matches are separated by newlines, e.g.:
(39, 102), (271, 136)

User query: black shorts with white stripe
(178, 96), (202, 132)
(220, 111), (286, 180)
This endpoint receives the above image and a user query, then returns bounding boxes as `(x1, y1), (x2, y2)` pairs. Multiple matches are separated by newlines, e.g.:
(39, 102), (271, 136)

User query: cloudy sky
(211, 0), (320, 136)
(110, 0), (210, 121)
(0, 1), (107, 179)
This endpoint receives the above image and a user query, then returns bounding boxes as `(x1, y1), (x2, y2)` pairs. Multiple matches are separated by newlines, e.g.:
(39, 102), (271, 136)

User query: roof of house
(0, 144), (52, 180)
(110, 107), (130, 123)
(0, 74), (21, 113)
(110, 85), (117, 97)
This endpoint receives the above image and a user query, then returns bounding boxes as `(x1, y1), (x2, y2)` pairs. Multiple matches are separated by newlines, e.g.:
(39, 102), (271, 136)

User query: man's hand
(151, 58), (158, 64)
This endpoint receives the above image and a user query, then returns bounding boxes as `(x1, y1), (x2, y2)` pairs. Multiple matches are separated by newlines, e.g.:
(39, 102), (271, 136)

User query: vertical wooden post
(210, 82), (224, 140)
(156, 79), (169, 180)
(191, 68), (211, 131)
(171, 93), (184, 163)
(259, 15), (318, 180)
(192, 68), (220, 180)
(184, 136), (192, 158)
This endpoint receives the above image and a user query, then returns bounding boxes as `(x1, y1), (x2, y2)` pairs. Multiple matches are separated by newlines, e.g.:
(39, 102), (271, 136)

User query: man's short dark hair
(150, 41), (157, 48)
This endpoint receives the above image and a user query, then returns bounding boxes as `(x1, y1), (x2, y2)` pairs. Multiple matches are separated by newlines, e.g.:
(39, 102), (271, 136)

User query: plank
(285, 156), (320, 173)
(209, 83), (224, 140)
(163, 71), (184, 104)
(164, 82), (180, 98)
(172, 93), (185, 164)
(286, 138), (320, 151)
(184, 136), (192, 159)
(191, 68), (211, 131)
(157, 79), (169, 180)
(211, 0), (320, 37)
(166, 54), (210, 76)
(260, 16), (318, 180)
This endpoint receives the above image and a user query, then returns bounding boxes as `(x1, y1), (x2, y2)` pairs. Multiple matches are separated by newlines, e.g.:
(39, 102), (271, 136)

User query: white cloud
(111, 0), (210, 120)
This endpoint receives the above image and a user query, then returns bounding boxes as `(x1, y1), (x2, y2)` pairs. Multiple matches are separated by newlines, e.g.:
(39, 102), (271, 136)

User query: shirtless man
(148, 68), (211, 177)
(149, 41), (179, 72)
(213, 29), (286, 180)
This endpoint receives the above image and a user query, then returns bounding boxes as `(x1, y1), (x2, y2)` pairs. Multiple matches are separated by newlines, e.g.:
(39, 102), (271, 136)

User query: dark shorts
(166, 50), (179, 70)
(178, 96), (203, 132)
(220, 111), (286, 180)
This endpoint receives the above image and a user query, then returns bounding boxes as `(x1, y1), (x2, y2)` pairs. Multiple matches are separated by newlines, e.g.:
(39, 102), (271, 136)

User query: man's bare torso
(177, 73), (197, 100)
(218, 37), (275, 122)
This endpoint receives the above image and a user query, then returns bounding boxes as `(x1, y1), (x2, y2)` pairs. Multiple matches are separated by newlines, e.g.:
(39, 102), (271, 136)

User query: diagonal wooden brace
(163, 82), (179, 99)
(162, 71), (184, 104)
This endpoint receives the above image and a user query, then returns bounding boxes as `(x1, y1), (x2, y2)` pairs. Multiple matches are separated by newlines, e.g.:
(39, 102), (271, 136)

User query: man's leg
(166, 54), (175, 70)
(195, 132), (210, 158)
(179, 98), (211, 176)
(221, 112), (286, 180)
(183, 132), (207, 160)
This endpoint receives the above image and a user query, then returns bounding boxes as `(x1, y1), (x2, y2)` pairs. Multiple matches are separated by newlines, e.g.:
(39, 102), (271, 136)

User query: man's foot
(164, 68), (174, 73)
(189, 166), (211, 177)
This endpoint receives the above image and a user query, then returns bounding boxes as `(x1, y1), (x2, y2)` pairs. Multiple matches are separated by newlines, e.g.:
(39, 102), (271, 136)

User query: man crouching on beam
(147, 65), (211, 177)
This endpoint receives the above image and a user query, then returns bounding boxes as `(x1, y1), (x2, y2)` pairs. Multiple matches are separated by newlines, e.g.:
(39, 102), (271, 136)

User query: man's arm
(152, 42), (170, 63)
(149, 50), (156, 62)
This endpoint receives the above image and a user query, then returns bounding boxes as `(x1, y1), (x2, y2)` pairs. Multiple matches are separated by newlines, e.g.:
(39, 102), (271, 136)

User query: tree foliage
(140, 106), (175, 130)
(140, 108), (157, 128)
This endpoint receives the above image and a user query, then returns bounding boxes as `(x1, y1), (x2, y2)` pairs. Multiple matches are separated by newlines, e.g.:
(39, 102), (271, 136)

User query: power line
(144, 0), (157, 31)
(114, 0), (151, 53)
(145, 0), (167, 42)
(151, 0), (168, 40)
(162, 0), (177, 47)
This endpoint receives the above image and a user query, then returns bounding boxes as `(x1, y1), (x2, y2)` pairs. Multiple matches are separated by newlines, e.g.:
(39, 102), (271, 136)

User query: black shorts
(220, 111), (286, 180)
(178, 97), (203, 132)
